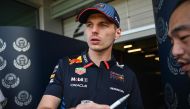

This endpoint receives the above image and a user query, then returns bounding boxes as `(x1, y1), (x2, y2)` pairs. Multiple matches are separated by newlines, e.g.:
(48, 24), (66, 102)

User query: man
(168, 0), (190, 78)
(38, 2), (143, 109)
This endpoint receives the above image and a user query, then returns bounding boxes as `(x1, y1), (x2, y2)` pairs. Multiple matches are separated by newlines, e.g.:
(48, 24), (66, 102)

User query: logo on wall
(0, 56), (6, 71)
(15, 90), (32, 106)
(13, 37), (30, 52)
(13, 54), (31, 69)
(2, 73), (20, 88)
(0, 38), (6, 53)
(165, 83), (178, 109)
(167, 49), (185, 75)
(156, 17), (168, 44)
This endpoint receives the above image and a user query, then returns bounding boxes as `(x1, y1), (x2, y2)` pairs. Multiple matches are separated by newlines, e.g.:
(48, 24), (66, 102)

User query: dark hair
(174, 0), (189, 12)
(169, 0), (189, 19)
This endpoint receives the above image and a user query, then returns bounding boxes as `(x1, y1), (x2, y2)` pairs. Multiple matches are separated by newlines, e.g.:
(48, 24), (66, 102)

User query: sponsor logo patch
(70, 83), (87, 88)
(75, 67), (86, 75)
(116, 62), (124, 69)
(71, 77), (88, 83)
(83, 54), (88, 63)
(69, 56), (82, 64)
(110, 71), (124, 82)
(53, 65), (59, 73)
(50, 74), (55, 79)
(110, 87), (124, 93)
(49, 73), (55, 83)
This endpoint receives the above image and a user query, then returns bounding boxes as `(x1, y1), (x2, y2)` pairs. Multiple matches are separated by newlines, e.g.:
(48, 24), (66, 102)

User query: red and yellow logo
(69, 56), (82, 64)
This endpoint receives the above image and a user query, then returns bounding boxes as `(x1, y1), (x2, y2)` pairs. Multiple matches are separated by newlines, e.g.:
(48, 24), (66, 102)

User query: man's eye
(86, 23), (92, 27)
(180, 35), (190, 41)
(101, 23), (108, 27)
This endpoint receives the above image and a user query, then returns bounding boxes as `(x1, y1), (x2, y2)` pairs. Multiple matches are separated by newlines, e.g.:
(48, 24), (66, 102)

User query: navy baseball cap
(76, 3), (120, 27)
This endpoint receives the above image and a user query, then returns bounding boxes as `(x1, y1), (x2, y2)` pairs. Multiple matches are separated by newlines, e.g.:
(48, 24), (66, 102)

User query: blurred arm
(37, 95), (61, 109)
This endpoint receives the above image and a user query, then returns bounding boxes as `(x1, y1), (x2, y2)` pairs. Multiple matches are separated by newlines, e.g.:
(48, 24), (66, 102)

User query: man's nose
(172, 41), (184, 58)
(92, 25), (99, 33)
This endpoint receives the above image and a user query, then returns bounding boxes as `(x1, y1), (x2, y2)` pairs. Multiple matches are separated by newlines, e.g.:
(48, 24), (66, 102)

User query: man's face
(168, 1), (190, 75)
(84, 13), (121, 52)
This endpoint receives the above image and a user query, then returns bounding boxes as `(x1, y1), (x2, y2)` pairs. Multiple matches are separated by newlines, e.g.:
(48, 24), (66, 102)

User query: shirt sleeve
(44, 58), (68, 99)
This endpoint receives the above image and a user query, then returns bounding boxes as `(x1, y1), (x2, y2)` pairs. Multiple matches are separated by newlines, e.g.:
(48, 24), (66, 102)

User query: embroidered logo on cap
(95, 3), (105, 8)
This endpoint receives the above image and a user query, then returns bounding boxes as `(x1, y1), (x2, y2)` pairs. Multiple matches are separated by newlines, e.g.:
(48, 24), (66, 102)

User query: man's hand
(74, 102), (110, 109)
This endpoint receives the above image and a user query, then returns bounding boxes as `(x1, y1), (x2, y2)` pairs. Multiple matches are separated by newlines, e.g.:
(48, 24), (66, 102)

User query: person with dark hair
(38, 2), (143, 109)
(168, 0), (190, 78)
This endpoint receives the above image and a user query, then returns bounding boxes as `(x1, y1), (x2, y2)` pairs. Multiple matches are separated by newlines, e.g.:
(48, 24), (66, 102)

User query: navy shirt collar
(81, 51), (116, 69)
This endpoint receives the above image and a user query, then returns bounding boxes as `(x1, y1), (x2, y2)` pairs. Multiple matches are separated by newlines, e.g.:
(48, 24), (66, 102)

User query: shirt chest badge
(75, 67), (86, 75)
(110, 71), (124, 82)
(69, 56), (82, 65)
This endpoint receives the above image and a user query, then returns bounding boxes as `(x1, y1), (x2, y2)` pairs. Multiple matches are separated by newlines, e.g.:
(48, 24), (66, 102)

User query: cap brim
(76, 8), (104, 23)
(76, 8), (119, 27)
(78, 8), (114, 21)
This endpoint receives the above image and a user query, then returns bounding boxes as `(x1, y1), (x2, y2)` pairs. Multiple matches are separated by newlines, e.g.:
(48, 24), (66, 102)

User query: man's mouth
(181, 63), (190, 72)
(90, 38), (100, 44)
(91, 39), (100, 41)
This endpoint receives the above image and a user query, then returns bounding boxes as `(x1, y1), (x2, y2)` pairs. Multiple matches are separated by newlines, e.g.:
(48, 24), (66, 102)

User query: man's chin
(90, 47), (104, 52)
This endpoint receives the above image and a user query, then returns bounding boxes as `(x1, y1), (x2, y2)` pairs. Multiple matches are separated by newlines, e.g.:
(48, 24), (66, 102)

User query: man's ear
(115, 28), (121, 40)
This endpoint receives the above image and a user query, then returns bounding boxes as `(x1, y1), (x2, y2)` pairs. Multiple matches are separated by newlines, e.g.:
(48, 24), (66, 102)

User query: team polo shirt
(44, 51), (143, 109)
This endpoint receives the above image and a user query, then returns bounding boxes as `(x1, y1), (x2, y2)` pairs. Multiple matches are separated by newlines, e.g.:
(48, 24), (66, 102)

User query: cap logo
(115, 16), (119, 25)
(95, 3), (105, 9)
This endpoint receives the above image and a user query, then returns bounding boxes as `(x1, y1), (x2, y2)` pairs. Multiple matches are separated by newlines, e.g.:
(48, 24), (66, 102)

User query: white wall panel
(127, 0), (154, 29)
(64, 16), (85, 38)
